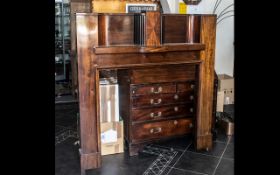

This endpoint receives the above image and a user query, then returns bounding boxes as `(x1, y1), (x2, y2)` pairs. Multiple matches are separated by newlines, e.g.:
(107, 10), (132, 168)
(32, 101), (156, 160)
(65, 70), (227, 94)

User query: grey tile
(187, 142), (226, 157)
(152, 135), (193, 151)
(174, 151), (219, 174)
(223, 143), (234, 159)
(214, 159), (234, 175)
(164, 167), (207, 175)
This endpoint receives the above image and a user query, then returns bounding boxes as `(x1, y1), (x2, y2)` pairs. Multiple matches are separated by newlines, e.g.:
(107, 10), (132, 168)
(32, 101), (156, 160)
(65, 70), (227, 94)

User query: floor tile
(187, 142), (226, 157)
(214, 159), (234, 175)
(166, 167), (208, 175)
(152, 135), (193, 151)
(173, 151), (219, 175)
(223, 143), (234, 159)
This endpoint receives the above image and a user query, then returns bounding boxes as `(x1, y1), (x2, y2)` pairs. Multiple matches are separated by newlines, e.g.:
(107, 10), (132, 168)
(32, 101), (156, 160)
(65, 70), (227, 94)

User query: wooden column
(196, 15), (217, 150)
(76, 14), (101, 175)
(145, 11), (161, 46)
(70, 0), (92, 98)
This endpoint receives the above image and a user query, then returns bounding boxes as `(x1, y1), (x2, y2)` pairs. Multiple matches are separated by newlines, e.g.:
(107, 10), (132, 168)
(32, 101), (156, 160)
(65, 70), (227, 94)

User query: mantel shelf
(93, 43), (205, 55)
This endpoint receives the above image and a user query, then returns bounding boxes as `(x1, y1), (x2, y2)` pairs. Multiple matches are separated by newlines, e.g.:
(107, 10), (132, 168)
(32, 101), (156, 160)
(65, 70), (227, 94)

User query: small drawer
(131, 65), (196, 84)
(131, 118), (193, 141)
(132, 93), (195, 108)
(131, 83), (176, 96)
(177, 82), (196, 93)
(131, 104), (194, 122)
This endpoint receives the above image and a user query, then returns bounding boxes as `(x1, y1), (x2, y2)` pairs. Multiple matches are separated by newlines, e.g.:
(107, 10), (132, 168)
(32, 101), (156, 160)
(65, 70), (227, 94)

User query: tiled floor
(55, 103), (234, 175)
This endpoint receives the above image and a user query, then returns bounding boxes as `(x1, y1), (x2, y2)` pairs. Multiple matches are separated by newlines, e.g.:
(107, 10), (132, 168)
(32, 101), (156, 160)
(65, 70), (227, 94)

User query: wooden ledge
(93, 43), (205, 54)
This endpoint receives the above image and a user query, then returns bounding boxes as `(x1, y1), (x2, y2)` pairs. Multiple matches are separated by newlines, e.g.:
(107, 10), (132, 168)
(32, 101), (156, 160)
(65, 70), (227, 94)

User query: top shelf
(93, 43), (205, 55)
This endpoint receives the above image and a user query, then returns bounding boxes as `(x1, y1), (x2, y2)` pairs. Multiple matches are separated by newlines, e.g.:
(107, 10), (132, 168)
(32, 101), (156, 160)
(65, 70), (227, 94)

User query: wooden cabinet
(118, 65), (198, 155)
(76, 12), (216, 175)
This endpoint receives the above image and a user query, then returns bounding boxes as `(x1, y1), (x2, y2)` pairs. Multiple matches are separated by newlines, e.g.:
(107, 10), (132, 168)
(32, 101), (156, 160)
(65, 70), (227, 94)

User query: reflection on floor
(55, 103), (234, 175)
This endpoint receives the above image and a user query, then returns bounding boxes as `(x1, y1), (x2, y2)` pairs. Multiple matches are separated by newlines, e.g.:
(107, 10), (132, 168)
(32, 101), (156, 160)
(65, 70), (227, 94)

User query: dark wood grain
(131, 118), (193, 142)
(131, 83), (176, 96)
(131, 65), (196, 84)
(131, 104), (194, 122)
(76, 14), (101, 174)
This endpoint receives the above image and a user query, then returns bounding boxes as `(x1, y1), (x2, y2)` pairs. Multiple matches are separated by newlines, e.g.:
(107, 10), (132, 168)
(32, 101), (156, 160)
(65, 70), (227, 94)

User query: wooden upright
(76, 12), (216, 175)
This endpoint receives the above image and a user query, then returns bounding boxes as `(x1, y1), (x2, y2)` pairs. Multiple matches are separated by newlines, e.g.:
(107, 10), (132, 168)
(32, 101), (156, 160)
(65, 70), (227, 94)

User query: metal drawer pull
(174, 106), (179, 112)
(174, 120), (178, 125)
(150, 98), (162, 105)
(150, 127), (162, 134)
(174, 94), (179, 100)
(190, 108), (193, 112)
(190, 95), (194, 100)
(150, 86), (162, 94)
(150, 112), (162, 118)
(189, 123), (193, 128)
(191, 84), (195, 89)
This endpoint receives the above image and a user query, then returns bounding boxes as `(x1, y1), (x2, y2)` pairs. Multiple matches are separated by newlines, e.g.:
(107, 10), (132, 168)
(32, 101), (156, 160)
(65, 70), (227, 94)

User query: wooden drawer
(131, 118), (193, 141)
(132, 92), (194, 108)
(131, 104), (194, 122)
(131, 65), (196, 84)
(177, 82), (196, 93)
(131, 83), (176, 96)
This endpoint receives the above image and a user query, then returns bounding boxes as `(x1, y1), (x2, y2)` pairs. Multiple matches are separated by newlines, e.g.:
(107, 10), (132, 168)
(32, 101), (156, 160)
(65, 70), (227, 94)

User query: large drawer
(132, 92), (194, 108)
(131, 118), (193, 141)
(131, 104), (194, 122)
(131, 65), (196, 84)
(131, 83), (176, 96)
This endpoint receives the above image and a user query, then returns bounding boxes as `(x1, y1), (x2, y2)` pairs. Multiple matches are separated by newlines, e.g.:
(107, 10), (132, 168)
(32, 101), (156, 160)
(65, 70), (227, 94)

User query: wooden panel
(131, 118), (193, 141)
(196, 15), (216, 151)
(162, 15), (187, 43)
(131, 83), (176, 96)
(98, 15), (134, 46)
(131, 104), (194, 122)
(145, 11), (161, 46)
(132, 92), (194, 108)
(177, 82), (196, 93)
(131, 65), (196, 84)
(76, 14), (101, 173)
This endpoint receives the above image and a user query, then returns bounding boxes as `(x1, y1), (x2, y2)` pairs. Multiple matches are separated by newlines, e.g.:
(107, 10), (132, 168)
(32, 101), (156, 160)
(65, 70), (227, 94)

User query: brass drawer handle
(174, 106), (179, 112)
(150, 127), (162, 134)
(150, 98), (162, 105)
(150, 86), (162, 94)
(191, 84), (195, 89)
(150, 112), (162, 118)
(189, 123), (193, 128)
(174, 120), (178, 125)
(190, 95), (194, 100)
(174, 94), (179, 100)
(190, 108), (193, 113)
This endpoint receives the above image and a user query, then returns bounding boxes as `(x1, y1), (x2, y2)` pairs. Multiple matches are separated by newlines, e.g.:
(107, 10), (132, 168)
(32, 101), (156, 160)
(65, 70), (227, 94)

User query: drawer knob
(174, 94), (179, 100)
(150, 112), (162, 118)
(151, 86), (162, 94)
(190, 95), (194, 100)
(150, 98), (162, 105)
(174, 120), (178, 125)
(189, 123), (193, 128)
(191, 84), (195, 89)
(174, 106), (179, 112)
(190, 108), (193, 113)
(150, 127), (162, 134)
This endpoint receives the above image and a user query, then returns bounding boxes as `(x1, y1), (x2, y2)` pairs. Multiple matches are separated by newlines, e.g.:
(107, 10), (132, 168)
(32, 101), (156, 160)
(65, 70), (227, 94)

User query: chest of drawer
(132, 92), (194, 108)
(131, 118), (193, 142)
(131, 83), (176, 96)
(130, 65), (196, 84)
(131, 104), (194, 122)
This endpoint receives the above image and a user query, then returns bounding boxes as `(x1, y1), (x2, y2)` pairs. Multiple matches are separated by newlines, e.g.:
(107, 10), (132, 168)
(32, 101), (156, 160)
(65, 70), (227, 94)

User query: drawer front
(177, 82), (196, 93)
(131, 118), (193, 141)
(131, 104), (194, 122)
(131, 83), (176, 96)
(132, 93), (195, 108)
(131, 65), (196, 84)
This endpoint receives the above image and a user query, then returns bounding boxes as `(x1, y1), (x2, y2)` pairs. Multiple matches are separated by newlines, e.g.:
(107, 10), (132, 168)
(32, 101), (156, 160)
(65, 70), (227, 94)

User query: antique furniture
(76, 11), (216, 174)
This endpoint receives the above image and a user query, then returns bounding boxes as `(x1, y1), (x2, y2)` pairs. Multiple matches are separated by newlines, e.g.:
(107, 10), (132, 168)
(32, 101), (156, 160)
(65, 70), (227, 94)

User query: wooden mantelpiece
(76, 12), (216, 175)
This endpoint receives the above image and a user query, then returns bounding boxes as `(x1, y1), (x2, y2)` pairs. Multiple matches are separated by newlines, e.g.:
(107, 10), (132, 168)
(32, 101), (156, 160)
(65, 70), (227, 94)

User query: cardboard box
(101, 121), (124, 156)
(218, 74), (234, 104)
(216, 91), (224, 112)
(99, 84), (120, 122)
